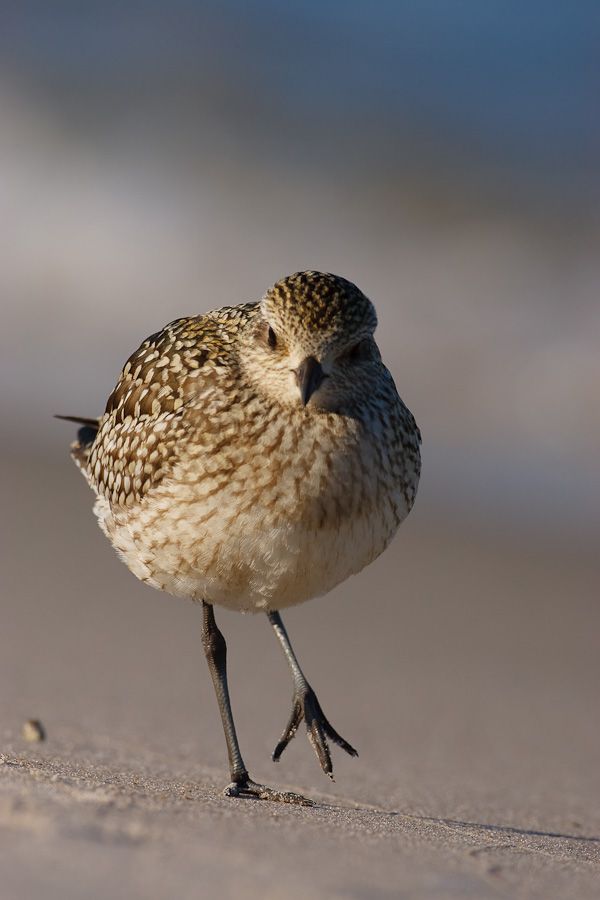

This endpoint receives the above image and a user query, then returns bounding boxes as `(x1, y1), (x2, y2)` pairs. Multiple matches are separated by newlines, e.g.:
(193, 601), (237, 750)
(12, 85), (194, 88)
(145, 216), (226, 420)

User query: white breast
(93, 413), (409, 613)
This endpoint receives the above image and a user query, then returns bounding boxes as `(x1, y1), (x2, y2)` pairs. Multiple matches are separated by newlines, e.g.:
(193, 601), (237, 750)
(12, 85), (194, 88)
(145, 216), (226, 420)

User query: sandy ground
(1, 450), (599, 899)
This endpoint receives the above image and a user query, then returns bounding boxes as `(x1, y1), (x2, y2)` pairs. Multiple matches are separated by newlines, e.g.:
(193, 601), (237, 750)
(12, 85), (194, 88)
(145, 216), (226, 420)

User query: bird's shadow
(410, 814), (600, 846)
(315, 796), (600, 848)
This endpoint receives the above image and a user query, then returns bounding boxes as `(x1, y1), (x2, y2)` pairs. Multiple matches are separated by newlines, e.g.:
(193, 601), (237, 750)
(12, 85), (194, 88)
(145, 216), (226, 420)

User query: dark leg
(201, 601), (313, 805)
(268, 610), (358, 779)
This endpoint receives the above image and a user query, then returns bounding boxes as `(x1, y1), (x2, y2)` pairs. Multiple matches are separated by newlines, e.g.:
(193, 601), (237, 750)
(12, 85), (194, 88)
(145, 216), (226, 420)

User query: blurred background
(1, 0), (599, 827)
(2, 0), (598, 546)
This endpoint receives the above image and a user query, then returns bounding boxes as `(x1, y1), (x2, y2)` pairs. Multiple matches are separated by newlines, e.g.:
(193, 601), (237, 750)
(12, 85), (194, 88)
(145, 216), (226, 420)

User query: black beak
(294, 356), (326, 406)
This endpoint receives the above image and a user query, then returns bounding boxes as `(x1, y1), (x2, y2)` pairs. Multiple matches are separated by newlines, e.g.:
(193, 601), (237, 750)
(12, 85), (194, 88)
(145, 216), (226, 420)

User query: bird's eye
(347, 339), (370, 362)
(267, 326), (277, 349)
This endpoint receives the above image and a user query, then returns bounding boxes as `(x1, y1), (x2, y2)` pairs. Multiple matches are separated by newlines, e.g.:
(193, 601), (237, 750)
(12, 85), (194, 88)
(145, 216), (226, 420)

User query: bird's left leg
(201, 601), (312, 805)
(267, 610), (358, 779)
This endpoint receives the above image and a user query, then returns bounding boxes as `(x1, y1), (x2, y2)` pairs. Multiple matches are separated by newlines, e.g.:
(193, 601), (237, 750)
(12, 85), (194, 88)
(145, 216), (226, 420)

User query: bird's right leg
(201, 601), (313, 805)
(268, 611), (358, 779)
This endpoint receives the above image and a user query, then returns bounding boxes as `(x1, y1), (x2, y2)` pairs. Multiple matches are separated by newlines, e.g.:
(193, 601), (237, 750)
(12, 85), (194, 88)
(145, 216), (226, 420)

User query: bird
(59, 270), (421, 805)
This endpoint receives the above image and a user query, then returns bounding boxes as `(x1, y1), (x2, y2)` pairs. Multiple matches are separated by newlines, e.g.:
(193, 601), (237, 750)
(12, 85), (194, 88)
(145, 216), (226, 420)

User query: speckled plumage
(65, 270), (421, 801)
(72, 271), (420, 611)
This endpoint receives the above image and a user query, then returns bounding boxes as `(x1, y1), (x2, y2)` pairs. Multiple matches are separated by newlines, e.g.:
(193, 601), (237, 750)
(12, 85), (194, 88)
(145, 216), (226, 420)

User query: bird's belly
(95, 474), (405, 612)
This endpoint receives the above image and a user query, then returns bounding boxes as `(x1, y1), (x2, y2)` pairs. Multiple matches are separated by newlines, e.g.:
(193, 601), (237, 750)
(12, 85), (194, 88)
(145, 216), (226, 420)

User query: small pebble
(23, 719), (45, 742)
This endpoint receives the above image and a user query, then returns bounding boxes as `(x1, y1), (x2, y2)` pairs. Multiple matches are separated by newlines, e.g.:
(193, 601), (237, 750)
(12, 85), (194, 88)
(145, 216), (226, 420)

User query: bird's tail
(55, 414), (100, 478)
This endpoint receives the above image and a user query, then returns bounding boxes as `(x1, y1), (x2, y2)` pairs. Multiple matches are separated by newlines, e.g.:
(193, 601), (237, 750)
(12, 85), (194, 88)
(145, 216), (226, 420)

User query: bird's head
(242, 271), (382, 413)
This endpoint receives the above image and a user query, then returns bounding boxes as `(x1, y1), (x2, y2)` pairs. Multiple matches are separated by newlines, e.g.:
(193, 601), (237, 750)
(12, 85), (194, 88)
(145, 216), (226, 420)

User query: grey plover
(61, 270), (421, 805)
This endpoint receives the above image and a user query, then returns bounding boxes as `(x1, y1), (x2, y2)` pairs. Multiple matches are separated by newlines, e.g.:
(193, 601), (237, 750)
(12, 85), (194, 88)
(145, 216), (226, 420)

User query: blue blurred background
(2, 0), (599, 547)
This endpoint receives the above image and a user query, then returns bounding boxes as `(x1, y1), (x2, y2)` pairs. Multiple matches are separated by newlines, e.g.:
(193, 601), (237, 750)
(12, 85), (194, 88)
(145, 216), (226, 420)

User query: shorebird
(60, 271), (421, 805)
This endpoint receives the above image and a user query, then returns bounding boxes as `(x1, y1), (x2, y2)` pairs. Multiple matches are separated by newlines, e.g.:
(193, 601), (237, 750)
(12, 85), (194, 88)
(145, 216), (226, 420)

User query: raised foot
(272, 685), (358, 779)
(223, 777), (314, 806)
